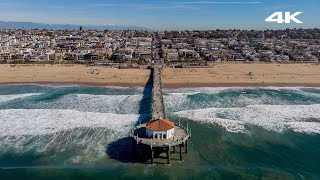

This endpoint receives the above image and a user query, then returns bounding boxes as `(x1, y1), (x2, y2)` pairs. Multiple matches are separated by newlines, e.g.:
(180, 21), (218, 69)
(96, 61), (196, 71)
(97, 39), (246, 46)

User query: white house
(145, 119), (175, 140)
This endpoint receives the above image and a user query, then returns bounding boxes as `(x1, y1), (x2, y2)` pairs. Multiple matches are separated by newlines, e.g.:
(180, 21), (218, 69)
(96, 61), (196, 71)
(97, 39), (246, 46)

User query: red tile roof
(146, 119), (174, 131)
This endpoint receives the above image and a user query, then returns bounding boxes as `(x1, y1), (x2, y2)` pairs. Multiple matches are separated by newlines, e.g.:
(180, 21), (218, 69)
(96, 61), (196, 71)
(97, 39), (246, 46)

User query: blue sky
(0, 0), (319, 30)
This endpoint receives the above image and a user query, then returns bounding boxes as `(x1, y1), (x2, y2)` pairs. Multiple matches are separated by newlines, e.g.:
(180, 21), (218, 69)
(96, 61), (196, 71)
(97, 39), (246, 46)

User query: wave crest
(0, 93), (42, 104)
(174, 104), (320, 134)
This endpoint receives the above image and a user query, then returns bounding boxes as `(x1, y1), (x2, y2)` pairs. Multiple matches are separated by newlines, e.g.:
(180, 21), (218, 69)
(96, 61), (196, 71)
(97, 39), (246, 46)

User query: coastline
(1, 63), (320, 88)
(163, 83), (320, 88)
(1, 82), (320, 89)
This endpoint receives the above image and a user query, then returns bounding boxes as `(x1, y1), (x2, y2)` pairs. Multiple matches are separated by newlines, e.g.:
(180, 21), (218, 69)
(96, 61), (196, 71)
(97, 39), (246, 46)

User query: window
(163, 134), (167, 139)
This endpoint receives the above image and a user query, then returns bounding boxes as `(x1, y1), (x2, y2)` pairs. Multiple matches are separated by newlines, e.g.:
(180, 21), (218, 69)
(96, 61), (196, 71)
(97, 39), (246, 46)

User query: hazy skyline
(0, 0), (319, 30)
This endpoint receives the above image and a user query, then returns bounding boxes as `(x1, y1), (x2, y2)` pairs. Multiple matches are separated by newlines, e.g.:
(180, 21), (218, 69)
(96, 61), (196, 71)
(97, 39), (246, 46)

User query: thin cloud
(174, 1), (262, 5)
(89, 3), (198, 10)
(48, 5), (67, 9)
(0, 3), (23, 8)
(48, 5), (85, 10)
(88, 1), (261, 10)
(266, 4), (297, 10)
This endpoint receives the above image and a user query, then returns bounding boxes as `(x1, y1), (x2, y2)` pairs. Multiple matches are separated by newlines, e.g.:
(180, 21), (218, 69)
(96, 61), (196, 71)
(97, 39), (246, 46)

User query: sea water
(0, 84), (319, 179)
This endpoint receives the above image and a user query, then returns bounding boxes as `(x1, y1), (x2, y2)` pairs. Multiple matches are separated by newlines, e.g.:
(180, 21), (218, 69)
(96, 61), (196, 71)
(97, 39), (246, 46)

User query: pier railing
(151, 65), (166, 120)
(130, 124), (190, 148)
(130, 63), (190, 148)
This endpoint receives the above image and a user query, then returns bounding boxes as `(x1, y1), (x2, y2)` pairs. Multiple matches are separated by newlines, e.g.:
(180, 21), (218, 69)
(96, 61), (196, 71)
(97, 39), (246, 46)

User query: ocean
(0, 84), (319, 179)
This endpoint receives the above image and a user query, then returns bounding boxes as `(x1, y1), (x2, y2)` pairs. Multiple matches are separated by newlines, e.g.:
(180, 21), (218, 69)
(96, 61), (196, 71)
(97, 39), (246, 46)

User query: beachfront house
(146, 119), (175, 140)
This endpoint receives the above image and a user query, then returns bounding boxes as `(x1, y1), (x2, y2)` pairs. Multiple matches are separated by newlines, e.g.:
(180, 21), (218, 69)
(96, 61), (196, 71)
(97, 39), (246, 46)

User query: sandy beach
(0, 63), (319, 87)
(0, 64), (150, 87)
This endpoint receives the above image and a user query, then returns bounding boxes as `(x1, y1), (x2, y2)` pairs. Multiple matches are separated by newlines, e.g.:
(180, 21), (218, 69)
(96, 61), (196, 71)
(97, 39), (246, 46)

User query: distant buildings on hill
(0, 29), (319, 64)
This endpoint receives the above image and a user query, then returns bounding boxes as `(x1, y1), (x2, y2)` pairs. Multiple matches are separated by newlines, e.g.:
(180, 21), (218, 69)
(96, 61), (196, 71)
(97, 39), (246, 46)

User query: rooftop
(146, 119), (174, 131)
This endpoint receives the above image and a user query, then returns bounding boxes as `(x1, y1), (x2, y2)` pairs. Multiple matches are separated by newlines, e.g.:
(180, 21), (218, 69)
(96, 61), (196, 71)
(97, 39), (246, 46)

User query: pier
(152, 62), (165, 120)
(130, 59), (190, 165)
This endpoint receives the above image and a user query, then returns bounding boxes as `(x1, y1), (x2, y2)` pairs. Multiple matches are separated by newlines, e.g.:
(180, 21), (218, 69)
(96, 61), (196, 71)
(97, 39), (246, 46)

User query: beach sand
(163, 63), (320, 87)
(0, 64), (150, 87)
(0, 63), (319, 87)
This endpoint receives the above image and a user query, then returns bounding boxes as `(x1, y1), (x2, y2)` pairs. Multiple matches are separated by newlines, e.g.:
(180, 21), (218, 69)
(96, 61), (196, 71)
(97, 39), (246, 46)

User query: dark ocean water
(0, 84), (319, 179)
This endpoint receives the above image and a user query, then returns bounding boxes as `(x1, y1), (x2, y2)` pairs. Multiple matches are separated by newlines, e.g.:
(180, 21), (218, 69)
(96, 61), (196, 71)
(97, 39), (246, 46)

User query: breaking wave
(75, 94), (142, 113)
(174, 104), (320, 134)
(0, 109), (138, 136)
(0, 93), (42, 104)
(1, 85), (320, 166)
(9, 94), (143, 114)
(164, 87), (320, 113)
(0, 109), (142, 164)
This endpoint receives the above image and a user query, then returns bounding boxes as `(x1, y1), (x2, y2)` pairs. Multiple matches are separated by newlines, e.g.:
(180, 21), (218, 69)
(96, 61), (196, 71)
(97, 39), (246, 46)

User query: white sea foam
(0, 109), (140, 163)
(0, 83), (135, 89)
(165, 86), (320, 92)
(0, 93), (42, 103)
(164, 93), (189, 108)
(166, 92), (201, 96)
(164, 87), (228, 94)
(232, 93), (288, 106)
(174, 104), (320, 134)
(164, 89), (288, 112)
(76, 94), (142, 113)
(0, 109), (138, 136)
(296, 89), (320, 98)
(26, 94), (143, 114)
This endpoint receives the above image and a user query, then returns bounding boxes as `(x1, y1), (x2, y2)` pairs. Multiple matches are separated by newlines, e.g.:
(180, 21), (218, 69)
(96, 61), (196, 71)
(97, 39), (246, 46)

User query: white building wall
(167, 128), (175, 139)
(146, 128), (175, 139)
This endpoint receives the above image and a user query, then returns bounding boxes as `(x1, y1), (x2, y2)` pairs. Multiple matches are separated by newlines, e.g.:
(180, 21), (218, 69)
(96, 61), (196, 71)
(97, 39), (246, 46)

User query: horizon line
(0, 20), (319, 31)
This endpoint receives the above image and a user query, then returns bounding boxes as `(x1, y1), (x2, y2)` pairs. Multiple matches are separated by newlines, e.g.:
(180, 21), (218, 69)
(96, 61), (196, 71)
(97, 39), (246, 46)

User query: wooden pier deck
(152, 62), (165, 119)
(130, 37), (190, 165)
(131, 125), (189, 148)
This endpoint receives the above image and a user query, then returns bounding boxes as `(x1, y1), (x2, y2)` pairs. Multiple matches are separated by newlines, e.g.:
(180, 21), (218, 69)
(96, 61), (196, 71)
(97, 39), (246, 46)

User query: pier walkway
(130, 37), (190, 165)
(152, 61), (165, 120)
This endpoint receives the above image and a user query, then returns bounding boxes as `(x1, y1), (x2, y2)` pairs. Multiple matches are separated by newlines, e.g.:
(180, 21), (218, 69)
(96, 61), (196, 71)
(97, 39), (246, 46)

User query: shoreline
(1, 82), (320, 89)
(1, 64), (320, 88)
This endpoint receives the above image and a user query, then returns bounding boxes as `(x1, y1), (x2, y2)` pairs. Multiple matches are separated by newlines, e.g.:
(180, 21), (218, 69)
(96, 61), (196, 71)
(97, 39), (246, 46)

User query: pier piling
(132, 139), (136, 162)
(151, 148), (154, 165)
(185, 140), (188, 154)
(167, 147), (171, 165)
(180, 144), (183, 161)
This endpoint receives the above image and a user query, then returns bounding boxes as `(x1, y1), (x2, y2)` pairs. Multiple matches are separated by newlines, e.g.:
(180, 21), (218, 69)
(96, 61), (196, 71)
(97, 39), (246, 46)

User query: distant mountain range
(0, 21), (152, 31)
